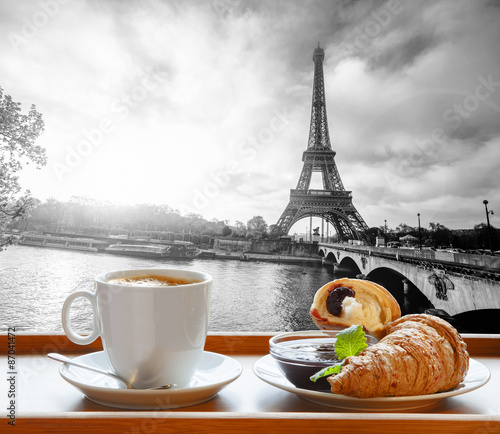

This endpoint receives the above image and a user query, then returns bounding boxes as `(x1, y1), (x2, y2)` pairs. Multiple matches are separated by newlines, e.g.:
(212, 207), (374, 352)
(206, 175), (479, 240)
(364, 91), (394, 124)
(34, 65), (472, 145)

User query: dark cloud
(368, 31), (439, 71)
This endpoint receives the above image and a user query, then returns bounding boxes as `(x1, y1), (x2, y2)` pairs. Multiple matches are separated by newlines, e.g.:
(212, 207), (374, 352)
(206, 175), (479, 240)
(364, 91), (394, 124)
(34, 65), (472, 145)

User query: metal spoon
(47, 353), (176, 390)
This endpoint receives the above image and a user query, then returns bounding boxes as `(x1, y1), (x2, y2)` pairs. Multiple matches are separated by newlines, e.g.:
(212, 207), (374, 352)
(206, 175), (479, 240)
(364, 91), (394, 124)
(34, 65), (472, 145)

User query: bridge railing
(319, 243), (500, 270)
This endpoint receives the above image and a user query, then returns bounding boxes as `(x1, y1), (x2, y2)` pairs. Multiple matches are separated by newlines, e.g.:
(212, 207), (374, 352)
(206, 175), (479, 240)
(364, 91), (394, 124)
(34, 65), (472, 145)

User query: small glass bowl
(269, 330), (378, 392)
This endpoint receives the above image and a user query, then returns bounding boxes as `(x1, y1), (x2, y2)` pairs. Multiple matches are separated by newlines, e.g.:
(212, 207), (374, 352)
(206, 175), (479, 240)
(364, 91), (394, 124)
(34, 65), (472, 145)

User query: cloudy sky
(2, 0), (499, 233)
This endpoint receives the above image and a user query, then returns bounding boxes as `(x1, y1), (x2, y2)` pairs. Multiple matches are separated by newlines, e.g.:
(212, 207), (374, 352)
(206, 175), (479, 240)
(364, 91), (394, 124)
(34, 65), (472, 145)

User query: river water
(0, 245), (337, 333)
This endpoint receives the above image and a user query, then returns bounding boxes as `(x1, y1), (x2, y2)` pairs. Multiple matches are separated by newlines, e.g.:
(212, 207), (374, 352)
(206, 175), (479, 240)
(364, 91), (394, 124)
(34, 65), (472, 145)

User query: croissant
(310, 278), (401, 339)
(327, 314), (469, 397)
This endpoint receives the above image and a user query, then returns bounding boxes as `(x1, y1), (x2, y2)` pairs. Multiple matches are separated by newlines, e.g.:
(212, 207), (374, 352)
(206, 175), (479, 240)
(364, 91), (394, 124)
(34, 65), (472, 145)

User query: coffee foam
(107, 274), (201, 287)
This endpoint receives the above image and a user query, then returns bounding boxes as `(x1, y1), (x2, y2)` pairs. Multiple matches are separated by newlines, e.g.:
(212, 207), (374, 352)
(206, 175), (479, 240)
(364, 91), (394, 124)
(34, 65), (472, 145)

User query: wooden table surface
(1, 333), (499, 433)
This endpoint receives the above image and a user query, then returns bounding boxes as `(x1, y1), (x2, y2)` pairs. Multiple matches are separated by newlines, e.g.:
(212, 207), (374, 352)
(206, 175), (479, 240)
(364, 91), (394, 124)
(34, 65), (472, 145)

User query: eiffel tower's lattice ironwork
(273, 44), (369, 240)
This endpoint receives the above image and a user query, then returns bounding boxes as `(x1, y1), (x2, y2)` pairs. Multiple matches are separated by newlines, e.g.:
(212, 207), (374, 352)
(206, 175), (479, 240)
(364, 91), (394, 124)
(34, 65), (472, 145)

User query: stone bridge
(318, 243), (500, 323)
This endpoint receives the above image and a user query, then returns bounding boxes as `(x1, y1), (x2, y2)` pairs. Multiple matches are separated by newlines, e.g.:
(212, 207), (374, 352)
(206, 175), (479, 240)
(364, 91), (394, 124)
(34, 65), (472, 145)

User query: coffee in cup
(61, 268), (212, 388)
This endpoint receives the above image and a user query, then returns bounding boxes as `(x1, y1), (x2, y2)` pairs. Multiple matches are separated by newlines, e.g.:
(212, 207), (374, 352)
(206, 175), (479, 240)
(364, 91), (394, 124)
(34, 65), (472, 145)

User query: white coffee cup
(61, 268), (212, 388)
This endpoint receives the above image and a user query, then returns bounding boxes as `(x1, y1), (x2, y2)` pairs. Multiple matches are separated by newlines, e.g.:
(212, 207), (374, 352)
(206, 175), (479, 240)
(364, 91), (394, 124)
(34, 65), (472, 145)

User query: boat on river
(104, 241), (201, 259)
(18, 233), (108, 252)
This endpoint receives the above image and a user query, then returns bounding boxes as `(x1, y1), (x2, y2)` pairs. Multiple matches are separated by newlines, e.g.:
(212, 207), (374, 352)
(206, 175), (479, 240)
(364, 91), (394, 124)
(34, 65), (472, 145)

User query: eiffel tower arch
(273, 44), (369, 241)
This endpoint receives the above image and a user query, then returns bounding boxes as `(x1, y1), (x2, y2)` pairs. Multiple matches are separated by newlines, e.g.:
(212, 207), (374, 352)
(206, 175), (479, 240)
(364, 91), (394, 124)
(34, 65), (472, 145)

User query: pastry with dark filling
(310, 278), (401, 339)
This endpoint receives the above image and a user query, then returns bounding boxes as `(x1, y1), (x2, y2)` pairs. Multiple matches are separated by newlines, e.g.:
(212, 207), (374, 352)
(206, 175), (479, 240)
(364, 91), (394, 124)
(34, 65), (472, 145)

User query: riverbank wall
(205, 250), (322, 266)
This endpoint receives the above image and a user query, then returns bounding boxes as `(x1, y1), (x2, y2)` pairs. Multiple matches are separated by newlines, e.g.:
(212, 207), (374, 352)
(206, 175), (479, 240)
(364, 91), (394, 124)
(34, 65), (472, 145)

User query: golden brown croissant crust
(327, 314), (469, 398)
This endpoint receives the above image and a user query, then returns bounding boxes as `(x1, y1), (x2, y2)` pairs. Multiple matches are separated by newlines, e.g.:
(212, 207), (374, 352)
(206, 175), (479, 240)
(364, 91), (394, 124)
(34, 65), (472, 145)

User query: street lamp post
(383, 219), (387, 247)
(483, 200), (494, 251)
(417, 213), (422, 250)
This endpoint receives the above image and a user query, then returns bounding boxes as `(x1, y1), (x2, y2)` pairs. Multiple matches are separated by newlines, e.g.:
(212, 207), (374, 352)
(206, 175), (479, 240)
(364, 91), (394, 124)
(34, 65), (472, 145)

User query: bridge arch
(338, 256), (362, 277)
(365, 267), (434, 315)
(326, 251), (337, 263)
(319, 248), (338, 265)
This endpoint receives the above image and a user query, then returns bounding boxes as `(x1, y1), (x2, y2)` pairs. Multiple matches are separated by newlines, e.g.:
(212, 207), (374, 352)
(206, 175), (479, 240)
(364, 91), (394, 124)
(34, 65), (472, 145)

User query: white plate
(253, 355), (490, 411)
(59, 351), (242, 410)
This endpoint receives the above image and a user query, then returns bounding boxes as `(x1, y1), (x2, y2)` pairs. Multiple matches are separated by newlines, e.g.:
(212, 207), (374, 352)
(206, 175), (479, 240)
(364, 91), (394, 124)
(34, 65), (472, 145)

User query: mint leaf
(310, 362), (344, 382)
(335, 324), (368, 360)
(310, 325), (367, 383)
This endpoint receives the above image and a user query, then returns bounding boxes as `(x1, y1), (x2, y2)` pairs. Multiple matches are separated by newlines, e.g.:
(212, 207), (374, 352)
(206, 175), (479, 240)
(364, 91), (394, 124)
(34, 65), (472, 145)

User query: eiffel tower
(273, 44), (369, 240)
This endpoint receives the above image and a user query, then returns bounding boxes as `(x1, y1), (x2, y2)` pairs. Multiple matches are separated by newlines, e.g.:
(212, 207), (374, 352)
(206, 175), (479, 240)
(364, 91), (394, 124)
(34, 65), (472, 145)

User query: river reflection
(0, 245), (336, 333)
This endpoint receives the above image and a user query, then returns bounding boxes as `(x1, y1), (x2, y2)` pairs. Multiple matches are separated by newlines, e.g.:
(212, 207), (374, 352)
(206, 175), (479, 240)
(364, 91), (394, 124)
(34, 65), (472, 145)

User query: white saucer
(59, 351), (242, 410)
(253, 355), (490, 411)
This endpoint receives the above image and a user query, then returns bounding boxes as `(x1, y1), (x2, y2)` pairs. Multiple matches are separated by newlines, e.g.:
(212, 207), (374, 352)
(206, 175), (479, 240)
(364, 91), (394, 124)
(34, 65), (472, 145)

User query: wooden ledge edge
(10, 411), (500, 420)
(0, 333), (275, 355)
(3, 414), (500, 434)
(1, 332), (499, 356)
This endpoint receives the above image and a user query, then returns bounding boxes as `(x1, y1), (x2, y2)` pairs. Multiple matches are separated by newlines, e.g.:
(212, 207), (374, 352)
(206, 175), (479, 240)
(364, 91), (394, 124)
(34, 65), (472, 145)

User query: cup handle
(62, 290), (100, 345)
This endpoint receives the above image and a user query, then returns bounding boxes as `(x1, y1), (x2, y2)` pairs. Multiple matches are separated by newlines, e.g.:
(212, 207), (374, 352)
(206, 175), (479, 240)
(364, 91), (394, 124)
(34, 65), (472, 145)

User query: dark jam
(272, 336), (378, 392)
(276, 359), (332, 391)
(273, 340), (339, 392)
(326, 286), (355, 317)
